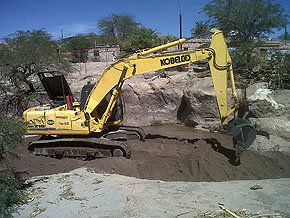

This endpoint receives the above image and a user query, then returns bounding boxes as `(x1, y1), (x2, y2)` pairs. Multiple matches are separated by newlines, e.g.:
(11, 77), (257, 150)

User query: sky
(0, 0), (289, 41)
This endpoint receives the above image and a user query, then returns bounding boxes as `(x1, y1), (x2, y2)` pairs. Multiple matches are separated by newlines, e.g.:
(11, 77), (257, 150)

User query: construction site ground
(9, 124), (290, 217)
(11, 124), (290, 181)
(8, 63), (290, 216)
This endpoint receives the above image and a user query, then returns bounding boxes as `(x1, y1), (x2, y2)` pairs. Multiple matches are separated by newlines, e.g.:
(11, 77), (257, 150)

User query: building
(87, 45), (120, 62)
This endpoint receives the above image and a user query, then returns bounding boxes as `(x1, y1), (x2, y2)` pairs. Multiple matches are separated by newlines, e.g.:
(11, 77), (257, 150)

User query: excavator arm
(83, 29), (256, 159)
(85, 29), (235, 128)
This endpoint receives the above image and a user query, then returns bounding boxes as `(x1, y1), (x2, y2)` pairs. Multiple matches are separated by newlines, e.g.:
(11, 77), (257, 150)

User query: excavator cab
(39, 71), (124, 124)
(80, 82), (124, 122)
(80, 82), (95, 111)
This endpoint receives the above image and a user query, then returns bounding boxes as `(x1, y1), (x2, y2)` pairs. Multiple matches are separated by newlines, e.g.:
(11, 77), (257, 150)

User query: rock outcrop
(122, 73), (187, 126)
(246, 83), (290, 152)
(177, 77), (221, 130)
(122, 72), (235, 131)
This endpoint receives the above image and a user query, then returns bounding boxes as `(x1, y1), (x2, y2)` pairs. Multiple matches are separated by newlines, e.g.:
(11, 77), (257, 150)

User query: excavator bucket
(225, 118), (256, 162)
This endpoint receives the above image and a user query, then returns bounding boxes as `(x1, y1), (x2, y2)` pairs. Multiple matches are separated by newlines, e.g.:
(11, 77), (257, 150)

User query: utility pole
(178, 0), (182, 50)
(284, 22), (287, 44)
(180, 13), (182, 39)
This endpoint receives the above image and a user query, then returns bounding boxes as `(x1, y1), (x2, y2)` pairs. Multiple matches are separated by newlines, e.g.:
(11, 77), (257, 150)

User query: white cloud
(60, 23), (96, 35)
(49, 22), (97, 39)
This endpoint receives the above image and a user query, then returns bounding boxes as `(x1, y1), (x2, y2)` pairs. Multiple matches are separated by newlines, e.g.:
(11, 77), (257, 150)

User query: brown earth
(6, 124), (290, 182)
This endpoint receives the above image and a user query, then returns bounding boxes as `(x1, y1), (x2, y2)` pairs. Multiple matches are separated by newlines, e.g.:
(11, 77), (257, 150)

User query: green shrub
(0, 167), (26, 217)
(0, 117), (26, 217)
(0, 118), (26, 160)
(260, 51), (290, 89)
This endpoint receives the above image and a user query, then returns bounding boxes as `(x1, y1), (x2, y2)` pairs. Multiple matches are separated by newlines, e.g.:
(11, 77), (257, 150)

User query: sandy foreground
(13, 167), (290, 218)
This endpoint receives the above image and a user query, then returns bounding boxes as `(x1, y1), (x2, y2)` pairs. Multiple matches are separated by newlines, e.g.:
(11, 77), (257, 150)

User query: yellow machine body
(23, 29), (238, 136)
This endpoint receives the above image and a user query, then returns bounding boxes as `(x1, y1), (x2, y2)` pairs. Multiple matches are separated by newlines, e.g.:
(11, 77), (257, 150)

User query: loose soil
(6, 124), (290, 182)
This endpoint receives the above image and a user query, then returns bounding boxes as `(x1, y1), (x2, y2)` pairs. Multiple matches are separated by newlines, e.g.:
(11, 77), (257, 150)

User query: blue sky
(0, 0), (289, 40)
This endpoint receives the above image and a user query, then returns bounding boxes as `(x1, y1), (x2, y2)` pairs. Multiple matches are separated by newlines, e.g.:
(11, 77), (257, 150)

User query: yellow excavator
(23, 29), (256, 160)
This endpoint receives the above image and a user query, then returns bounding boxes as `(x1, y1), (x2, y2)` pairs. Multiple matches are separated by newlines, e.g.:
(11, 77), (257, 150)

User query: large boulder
(177, 77), (221, 130)
(122, 73), (187, 126)
(246, 83), (287, 118)
(250, 117), (290, 152)
(251, 117), (290, 141)
(122, 75), (238, 130)
(246, 82), (290, 152)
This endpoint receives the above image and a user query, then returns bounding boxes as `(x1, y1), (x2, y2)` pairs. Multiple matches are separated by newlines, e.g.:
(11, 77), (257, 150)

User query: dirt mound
(6, 125), (290, 182)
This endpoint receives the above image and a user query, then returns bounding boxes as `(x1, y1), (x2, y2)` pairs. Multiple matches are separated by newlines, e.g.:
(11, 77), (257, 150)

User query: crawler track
(27, 126), (146, 159)
(116, 125), (146, 141)
(28, 137), (131, 159)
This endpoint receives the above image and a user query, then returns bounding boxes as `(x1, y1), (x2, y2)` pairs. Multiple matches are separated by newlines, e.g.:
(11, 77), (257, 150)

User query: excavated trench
(7, 124), (290, 182)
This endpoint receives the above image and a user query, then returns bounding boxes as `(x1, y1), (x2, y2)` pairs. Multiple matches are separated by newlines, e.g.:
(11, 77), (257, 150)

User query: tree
(159, 34), (178, 45)
(0, 111), (25, 160)
(0, 88), (26, 217)
(122, 27), (160, 51)
(65, 34), (95, 52)
(202, 0), (288, 76)
(191, 21), (210, 36)
(97, 13), (139, 44)
(0, 29), (71, 114)
(202, 0), (288, 42)
(0, 30), (71, 215)
(64, 33), (96, 62)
